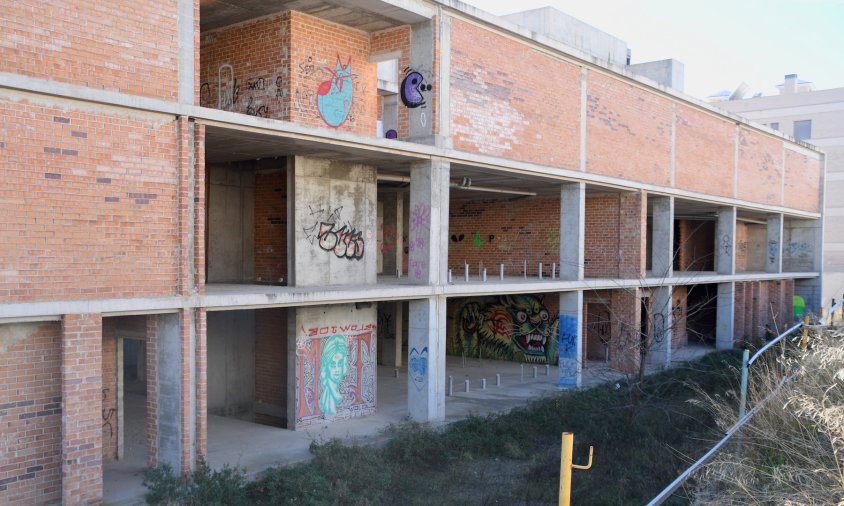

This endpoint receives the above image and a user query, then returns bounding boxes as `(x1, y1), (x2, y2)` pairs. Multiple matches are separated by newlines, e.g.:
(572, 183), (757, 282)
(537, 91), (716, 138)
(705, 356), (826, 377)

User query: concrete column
(178, 0), (195, 104)
(394, 302), (403, 367)
(766, 214), (783, 273)
(650, 196), (674, 279)
(560, 182), (585, 281)
(407, 297), (447, 422)
(61, 313), (103, 505)
(154, 311), (197, 474)
(408, 20), (436, 144)
(716, 206), (736, 275)
(558, 291), (583, 387)
(381, 192), (404, 276)
(649, 286), (673, 368)
(716, 283), (736, 349)
(408, 160), (449, 284)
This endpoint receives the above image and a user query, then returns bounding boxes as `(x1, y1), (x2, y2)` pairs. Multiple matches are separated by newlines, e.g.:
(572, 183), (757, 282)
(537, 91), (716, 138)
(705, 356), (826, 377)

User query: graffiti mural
(296, 326), (376, 425)
(452, 295), (559, 363)
(303, 205), (366, 261)
(409, 347), (428, 391)
(316, 56), (357, 127)
(400, 68), (432, 108)
(558, 315), (578, 387)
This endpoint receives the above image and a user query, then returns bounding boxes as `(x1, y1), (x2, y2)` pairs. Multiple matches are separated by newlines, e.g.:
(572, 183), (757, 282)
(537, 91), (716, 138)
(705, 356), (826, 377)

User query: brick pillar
(610, 289), (641, 374)
(194, 123), (206, 296)
(177, 116), (199, 297)
(146, 315), (158, 467)
(618, 190), (646, 279)
(734, 283), (746, 345)
(195, 308), (207, 460)
(62, 313), (103, 505)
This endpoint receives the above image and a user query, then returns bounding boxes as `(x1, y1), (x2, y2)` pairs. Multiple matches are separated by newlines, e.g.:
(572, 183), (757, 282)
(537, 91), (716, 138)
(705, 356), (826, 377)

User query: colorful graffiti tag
(409, 347), (428, 391)
(316, 56), (357, 127)
(400, 68), (432, 109)
(558, 315), (578, 387)
(452, 295), (559, 363)
(296, 328), (376, 425)
(303, 205), (366, 261)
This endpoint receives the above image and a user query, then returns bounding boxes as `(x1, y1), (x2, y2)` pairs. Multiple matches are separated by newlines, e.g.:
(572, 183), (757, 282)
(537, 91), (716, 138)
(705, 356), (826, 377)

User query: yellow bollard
(559, 432), (594, 506)
(800, 315), (810, 353)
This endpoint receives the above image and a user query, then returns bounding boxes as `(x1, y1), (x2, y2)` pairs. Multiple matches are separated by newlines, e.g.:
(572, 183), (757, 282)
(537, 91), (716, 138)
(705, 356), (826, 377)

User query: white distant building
(717, 74), (844, 308)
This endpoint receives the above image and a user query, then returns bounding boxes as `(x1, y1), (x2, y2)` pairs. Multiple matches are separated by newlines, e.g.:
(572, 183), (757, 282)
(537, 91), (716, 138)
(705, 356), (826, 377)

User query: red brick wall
(0, 96), (180, 303)
(254, 308), (287, 426)
(677, 220), (715, 271)
(371, 26), (411, 139)
(610, 288), (641, 373)
(586, 73), (672, 185)
(101, 323), (118, 463)
(200, 13), (291, 116)
(254, 171), (288, 283)
(448, 197), (560, 276)
(0, 322), (62, 505)
(0, 0), (179, 101)
(61, 313), (103, 505)
(735, 222), (748, 272)
(784, 149), (822, 213)
(618, 191), (646, 279)
(585, 195), (620, 278)
(737, 127), (783, 205)
(450, 18), (580, 167)
(734, 283), (746, 343)
(674, 105), (735, 197)
(201, 11), (377, 134)
(672, 286), (688, 348)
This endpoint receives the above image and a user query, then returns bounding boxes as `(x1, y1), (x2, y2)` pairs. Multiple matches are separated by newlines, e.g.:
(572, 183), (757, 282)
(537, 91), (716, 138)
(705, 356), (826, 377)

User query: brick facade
(254, 171), (288, 283)
(254, 308), (288, 427)
(0, 322), (62, 505)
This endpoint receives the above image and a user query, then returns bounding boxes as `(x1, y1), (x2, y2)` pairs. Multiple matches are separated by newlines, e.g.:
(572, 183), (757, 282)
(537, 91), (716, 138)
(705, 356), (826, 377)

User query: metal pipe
(464, 379), (470, 392)
(482, 268), (487, 282)
(539, 262), (543, 280)
(748, 321), (802, 365)
(481, 378), (486, 390)
(738, 349), (749, 419)
(464, 263), (469, 282)
(499, 264), (504, 280)
(495, 373), (501, 386)
(448, 376), (453, 396)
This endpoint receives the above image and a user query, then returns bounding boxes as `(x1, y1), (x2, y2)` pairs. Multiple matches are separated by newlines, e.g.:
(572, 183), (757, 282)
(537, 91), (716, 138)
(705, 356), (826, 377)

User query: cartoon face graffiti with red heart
(316, 56), (357, 127)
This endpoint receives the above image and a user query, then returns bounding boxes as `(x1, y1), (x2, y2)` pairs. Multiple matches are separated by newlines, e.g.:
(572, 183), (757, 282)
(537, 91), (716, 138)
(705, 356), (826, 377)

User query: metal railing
(646, 296), (843, 506)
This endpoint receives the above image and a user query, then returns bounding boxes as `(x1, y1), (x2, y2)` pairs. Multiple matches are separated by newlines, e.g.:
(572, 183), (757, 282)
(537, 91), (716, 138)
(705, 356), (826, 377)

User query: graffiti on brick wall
(400, 68), (432, 109)
(409, 203), (431, 279)
(102, 388), (116, 438)
(316, 56), (357, 127)
(379, 223), (397, 255)
(296, 327), (376, 424)
(409, 346), (428, 391)
(558, 315), (578, 387)
(200, 65), (284, 118)
(303, 205), (365, 261)
(451, 295), (559, 363)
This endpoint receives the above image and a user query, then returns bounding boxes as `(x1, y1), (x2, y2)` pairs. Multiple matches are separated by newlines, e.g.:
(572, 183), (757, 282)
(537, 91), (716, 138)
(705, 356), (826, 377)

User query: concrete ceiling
(200, 0), (430, 33)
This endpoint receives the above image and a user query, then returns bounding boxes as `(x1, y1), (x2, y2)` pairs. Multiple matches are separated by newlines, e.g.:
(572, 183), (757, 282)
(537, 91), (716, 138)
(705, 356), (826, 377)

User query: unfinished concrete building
(0, 1), (825, 504)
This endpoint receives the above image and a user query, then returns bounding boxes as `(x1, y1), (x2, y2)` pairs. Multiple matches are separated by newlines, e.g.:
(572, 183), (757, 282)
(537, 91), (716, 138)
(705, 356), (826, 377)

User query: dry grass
(691, 328), (844, 505)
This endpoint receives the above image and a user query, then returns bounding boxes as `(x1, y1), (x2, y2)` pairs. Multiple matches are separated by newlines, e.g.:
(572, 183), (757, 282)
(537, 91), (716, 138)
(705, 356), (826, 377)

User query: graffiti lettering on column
(768, 240), (779, 265)
(720, 234), (733, 256)
(303, 205), (365, 261)
(316, 56), (357, 127)
(102, 388), (116, 437)
(558, 315), (578, 387)
(296, 328), (376, 425)
(318, 222), (365, 260)
(409, 347), (428, 391)
(452, 295), (559, 364)
(409, 203), (431, 279)
(400, 68), (432, 109)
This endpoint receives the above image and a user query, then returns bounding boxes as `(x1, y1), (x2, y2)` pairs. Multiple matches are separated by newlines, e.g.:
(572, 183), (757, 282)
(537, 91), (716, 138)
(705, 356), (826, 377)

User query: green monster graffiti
(453, 295), (558, 364)
(319, 334), (348, 415)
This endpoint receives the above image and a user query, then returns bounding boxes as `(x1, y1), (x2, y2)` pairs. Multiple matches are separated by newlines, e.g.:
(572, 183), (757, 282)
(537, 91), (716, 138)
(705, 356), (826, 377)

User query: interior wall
(207, 164), (255, 283)
(207, 311), (256, 416)
(254, 308), (288, 427)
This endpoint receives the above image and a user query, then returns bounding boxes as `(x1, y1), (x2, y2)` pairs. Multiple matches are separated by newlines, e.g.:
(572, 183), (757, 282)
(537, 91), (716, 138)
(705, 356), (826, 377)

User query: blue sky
(475, 0), (844, 99)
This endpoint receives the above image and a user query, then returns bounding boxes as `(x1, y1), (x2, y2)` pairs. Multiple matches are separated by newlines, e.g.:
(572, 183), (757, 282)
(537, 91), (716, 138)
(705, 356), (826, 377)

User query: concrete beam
(716, 282), (735, 350)
(558, 291), (583, 387)
(408, 160), (450, 284)
(717, 207), (737, 275)
(407, 297), (446, 422)
(649, 285), (673, 368)
(766, 213), (783, 273)
(560, 182), (585, 281)
(651, 196), (674, 279)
